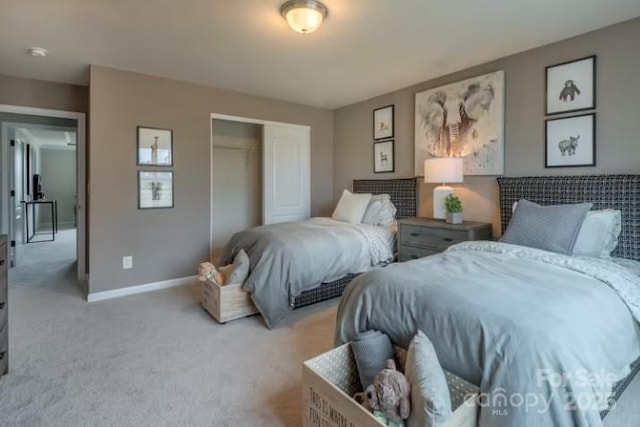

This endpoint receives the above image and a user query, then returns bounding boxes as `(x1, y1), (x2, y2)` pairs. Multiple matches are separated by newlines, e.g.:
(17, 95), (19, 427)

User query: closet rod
(211, 145), (261, 152)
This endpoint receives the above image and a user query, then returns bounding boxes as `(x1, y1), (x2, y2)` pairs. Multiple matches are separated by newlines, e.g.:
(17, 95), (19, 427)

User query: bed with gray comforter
(220, 218), (394, 328)
(336, 241), (640, 427)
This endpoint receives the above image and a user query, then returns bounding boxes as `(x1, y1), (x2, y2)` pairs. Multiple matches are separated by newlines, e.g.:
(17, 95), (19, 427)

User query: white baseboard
(87, 275), (197, 303)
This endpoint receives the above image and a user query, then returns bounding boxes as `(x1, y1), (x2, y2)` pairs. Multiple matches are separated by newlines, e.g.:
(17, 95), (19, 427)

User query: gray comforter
(221, 218), (393, 328)
(335, 241), (640, 427)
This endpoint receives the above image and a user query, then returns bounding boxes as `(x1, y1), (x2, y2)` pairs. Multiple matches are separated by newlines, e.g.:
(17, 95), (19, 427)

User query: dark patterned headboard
(497, 175), (640, 261)
(353, 178), (417, 220)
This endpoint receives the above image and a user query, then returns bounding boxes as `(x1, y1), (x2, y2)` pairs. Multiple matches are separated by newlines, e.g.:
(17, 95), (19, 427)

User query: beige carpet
(1, 233), (639, 426)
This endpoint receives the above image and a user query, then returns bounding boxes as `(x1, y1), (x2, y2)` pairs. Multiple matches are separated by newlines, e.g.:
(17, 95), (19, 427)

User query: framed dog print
(545, 56), (596, 116)
(137, 126), (173, 166)
(545, 113), (596, 168)
(373, 140), (394, 173)
(138, 171), (174, 209)
(373, 105), (394, 140)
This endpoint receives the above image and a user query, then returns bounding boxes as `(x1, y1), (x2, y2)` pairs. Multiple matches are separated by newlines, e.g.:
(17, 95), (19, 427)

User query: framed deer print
(545, 56), (596, 116)
(373, 140), (394, 173)
(138, 170), (174, 209)
(137, 126), (173, 166)
(373, 105), (394, 140)
(545, 113), (596, 168)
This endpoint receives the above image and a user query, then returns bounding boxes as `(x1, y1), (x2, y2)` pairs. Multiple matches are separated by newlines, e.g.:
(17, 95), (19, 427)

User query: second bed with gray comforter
(221, 218), (394, 328)
(336, 241), (640, 427)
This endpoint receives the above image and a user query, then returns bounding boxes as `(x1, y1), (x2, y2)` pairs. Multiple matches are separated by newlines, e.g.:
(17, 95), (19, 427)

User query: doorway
(0, 105), (86, 293)
(209, 114), (310, 262)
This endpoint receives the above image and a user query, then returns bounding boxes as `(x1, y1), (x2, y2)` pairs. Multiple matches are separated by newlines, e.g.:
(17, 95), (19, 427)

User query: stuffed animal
(198, 262), (225, 285)
(354, 359), (410, 426)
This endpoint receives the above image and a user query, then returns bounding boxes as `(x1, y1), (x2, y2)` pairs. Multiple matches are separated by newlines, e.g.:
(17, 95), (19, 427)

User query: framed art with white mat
(545, 113), (596, 168)
(137, 126), (173, 166)
(373, 105), (394, 141)
(545, 56), (596, 116)
(373, 140), (394, 173)
(138, 170), (174, 209)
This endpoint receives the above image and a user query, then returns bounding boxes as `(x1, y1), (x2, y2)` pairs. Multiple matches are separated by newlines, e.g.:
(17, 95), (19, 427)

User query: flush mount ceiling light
(280, 0), (328, 34)
(28, 47), (49, 58)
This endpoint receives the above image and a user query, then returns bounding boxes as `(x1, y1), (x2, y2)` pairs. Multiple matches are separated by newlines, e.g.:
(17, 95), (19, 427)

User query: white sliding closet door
(262, 125), (310, 225)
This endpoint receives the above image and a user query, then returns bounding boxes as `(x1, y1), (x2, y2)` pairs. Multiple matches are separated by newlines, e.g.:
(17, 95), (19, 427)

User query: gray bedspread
(221, 218), (393, 328)
(335, 241), (640, 427)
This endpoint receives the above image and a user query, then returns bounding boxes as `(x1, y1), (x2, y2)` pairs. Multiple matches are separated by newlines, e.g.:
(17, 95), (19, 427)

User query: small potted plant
(445, 194), (463, 225)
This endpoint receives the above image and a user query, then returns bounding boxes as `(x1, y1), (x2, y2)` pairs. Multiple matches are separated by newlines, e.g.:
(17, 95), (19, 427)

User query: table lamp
(424, 157), (464, 219)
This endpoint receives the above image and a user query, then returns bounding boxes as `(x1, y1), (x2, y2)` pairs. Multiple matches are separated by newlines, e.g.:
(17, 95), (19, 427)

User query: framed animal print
(137, 126), (173, 166)
(373, 140), (394, 173)
(545, 113), (596, 168)
(138, 170), (174, 209)
(545, 56), (596, 116)
(415, 70), (505, 176)
(373, 105), (394, 140)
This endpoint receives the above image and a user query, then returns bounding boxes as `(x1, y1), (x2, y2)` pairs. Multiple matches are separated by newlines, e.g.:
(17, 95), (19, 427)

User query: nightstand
(397, 218), (492, 262)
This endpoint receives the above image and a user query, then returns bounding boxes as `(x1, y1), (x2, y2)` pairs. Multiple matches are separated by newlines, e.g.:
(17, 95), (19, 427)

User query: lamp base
(433, 186), (453, 219)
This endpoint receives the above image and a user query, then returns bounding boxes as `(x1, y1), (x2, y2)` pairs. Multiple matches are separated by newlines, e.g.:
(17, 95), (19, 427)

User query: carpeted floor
(1, 231), (639, 426)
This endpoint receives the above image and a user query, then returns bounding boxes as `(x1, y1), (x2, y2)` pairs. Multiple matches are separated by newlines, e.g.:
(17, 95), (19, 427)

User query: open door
(262, 125), (310, 225)
(8, 139), (25, 267)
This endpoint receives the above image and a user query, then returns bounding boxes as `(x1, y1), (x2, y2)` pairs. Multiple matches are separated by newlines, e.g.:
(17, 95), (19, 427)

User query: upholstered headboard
(497, 175), (640, 261)
(353, 178), (417, 220)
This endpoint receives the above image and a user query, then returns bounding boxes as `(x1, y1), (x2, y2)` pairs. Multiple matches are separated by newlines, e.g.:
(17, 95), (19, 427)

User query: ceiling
(14, 126), (77, 149)
(1, 0), (639, 109)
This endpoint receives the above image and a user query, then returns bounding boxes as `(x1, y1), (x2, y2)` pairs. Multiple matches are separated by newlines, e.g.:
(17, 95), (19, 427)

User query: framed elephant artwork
(545, 56), (596, 116)
(545, 113), (596, 168)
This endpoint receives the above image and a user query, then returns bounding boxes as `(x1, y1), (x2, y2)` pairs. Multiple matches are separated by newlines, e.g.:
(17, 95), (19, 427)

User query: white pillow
(573, 210), (621, 258)
(362, 194), (397, 226)
(512, 202), (621, 258)
(332, 189), (372, 224)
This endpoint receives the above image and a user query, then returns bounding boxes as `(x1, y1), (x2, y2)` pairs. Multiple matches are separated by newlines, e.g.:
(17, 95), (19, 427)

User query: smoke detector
(28, 47), (49, 58)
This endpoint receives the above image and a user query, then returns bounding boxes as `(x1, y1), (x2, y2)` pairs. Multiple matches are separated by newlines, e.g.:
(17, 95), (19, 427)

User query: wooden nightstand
(398, 218), (492, 262)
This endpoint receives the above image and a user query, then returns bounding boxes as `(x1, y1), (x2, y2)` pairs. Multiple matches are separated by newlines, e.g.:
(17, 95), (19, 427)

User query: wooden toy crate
(302, 343), (479, 427)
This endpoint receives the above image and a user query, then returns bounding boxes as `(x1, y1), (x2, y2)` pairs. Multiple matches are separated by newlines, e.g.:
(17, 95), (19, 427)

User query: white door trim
(0, 104), (87, 287)
(209, 113), (311, 260)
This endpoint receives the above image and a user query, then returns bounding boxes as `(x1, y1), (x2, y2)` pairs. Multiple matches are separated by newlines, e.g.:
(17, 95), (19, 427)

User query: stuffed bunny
(354, 359), (410, 426)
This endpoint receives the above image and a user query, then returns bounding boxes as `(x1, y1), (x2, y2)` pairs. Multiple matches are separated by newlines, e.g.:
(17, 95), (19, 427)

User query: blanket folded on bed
(336, 241), (640, 427)
(220, 218), (394, 328)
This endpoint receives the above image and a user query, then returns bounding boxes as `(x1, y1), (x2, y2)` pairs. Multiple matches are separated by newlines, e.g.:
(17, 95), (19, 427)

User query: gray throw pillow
(226, 249), (250, 284)
(500, 199), (592, 255)
(405, 330), (452, 427)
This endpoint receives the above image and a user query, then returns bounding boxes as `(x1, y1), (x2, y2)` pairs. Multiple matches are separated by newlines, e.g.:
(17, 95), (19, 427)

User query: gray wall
(39, 148), (76, 227)
(0, 74), (88, 113)
(211, 119), (262, 259)
(334, 18), (640, 236)
(89, 65), (334, 293)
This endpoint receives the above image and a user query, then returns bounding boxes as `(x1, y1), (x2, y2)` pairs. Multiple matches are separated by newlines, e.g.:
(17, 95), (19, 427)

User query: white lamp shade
(424, 158), (464, 184)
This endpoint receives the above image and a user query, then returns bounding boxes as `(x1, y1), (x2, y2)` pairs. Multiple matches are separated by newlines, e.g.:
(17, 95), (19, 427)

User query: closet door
(263, 125), (310, 225)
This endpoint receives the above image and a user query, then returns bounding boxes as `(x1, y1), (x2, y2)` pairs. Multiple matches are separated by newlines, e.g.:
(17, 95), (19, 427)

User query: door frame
(0, 104), (87, 284)
(209, 113), (310, 260)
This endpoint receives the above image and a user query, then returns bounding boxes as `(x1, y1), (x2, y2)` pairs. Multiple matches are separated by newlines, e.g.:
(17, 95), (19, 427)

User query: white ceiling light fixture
(28, 47), (49, 58)
(280, 0), (328, 35)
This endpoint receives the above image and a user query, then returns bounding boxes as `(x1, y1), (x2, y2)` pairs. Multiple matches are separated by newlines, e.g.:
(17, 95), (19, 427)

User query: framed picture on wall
(545, 113), (596, 168)
(373, 105), (394, 140)
(138, 170), (174, 209)
(545, 55), (596, 116)
(373, 140), (395, 173)
(137, 126), (173, 166)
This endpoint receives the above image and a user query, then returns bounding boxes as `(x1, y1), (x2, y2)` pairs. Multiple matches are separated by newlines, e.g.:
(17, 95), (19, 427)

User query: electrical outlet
(122, 256), (133, 270)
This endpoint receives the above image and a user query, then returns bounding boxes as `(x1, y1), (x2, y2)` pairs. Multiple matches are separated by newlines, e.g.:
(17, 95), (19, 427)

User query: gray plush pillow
(226, 249), (250, 284)
(500, 199), (592, 255)
(405, 330), (452, 427)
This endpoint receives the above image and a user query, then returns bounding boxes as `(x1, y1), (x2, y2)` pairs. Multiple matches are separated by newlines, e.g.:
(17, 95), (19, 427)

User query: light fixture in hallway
(280, 0), (328, 34)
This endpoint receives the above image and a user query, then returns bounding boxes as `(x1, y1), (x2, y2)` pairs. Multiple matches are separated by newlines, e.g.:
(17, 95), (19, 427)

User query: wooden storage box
(303, 343), (479, 427)
(201, 279), (258, 323)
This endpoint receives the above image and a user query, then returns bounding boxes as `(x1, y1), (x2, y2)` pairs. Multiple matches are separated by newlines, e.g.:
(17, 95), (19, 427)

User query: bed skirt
(291, 274), (358, 309)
